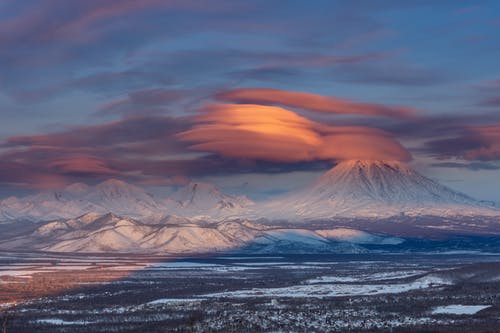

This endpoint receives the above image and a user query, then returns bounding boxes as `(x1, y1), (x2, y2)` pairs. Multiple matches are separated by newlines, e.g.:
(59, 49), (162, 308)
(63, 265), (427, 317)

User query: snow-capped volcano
(259, 160), (498, 220)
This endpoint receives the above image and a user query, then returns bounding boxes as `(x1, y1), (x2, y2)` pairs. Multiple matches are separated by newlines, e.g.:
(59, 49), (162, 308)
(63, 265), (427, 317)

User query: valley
(1, 252), (499, 332)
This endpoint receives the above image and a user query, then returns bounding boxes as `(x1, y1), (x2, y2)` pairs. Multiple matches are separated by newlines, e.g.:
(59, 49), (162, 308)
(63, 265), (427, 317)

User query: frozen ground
(203, 275), (451, 299)
(432, 305), (491, 315)
(1, 252), (499, 332)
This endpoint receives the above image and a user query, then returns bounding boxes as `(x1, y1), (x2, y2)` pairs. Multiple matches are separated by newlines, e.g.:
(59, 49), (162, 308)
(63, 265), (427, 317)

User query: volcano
(259, 160), (497, 220)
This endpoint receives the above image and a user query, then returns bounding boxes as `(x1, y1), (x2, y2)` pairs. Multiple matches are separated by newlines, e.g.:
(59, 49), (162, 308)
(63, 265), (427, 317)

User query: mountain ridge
(0, 179), (253, 222)
(0, 160), (498, 224)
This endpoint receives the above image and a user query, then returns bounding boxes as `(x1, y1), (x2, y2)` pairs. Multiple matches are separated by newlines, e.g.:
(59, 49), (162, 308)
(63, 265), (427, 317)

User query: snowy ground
(432, 304), (491, 315)
(1, 252), (500, 333)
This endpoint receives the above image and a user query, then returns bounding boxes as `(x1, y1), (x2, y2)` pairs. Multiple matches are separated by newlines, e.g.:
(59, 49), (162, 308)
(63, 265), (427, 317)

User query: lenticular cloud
(178, 103), (412, 162)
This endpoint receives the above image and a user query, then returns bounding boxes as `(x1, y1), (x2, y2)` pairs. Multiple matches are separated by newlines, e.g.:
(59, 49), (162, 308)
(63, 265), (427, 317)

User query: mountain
(2, 211), (500, 254)
(0, 179), (252, 222)
(164, 181), (254, 219)
(0, 189), (99, 222)
(0, 180), (163, 222)
(241, 229), (365, 254)
(0, 213), (375, 254)
(84, 179), (163, 216)
(257, 160), (499, 220)
(0, 160), (498, 255)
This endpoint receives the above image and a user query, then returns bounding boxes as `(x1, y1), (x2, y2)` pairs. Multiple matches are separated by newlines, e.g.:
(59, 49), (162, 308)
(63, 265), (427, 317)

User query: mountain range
(0, 179), (252, 222)
(0, 160), (498, 254)
(1, 160), (497, 223)
(0, 212), (404, 254)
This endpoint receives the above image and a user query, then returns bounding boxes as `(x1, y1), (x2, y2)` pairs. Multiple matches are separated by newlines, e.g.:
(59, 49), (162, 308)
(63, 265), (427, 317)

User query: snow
(2, 159), (498, 226)
(146, 262), (223, 269)
(216, 256), (285, 260)
(35, 318), (93, 325)
(307, 270), (427, 283)
(432, 305), (491, 315)
(10, 211), (373, 254)
(204, 275), (452, 299)
(147, 298), (204, 305)
(0, 179), (254, 222)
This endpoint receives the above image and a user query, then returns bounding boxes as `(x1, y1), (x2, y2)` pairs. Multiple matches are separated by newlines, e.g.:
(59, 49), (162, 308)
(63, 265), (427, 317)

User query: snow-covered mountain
(0, 213), (380, 254)
(164, 181), (253, 219)
(1, 160), (499, 225)
(0, 179), (253, 222)
(257, 160), (499, 220)
(0, 180), (162, 221)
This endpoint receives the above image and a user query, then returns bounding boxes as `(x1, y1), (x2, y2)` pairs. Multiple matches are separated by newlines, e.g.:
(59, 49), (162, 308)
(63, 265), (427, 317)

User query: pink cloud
(48, 154), (118, 175)
(178, 103), (412, 162)
(216, 88), (418, 119)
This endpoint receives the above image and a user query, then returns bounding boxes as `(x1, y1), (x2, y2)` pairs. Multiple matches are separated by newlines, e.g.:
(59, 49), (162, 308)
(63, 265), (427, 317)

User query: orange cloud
(178, 104), (411, 162)
(216, 88), (417, 119)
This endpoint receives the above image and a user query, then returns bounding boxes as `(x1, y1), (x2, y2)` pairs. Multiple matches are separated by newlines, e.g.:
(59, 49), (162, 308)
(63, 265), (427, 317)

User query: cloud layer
(178, 103), (412, 162)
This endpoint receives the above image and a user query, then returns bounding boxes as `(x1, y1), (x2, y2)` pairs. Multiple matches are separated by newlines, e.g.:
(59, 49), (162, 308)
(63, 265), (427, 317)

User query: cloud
(216, 88), (417, 119)
(0, 114), (337, 189)
(0, 0), (244, 101)
(48, 154), (118, 175)
(463, 125), (500, 160)
(0, 116), (191, 188)
(430, 161), (500, 171)
(177, 103), (412, 162)
(424, 124), (500, 161)
(3, 115), (188, 150)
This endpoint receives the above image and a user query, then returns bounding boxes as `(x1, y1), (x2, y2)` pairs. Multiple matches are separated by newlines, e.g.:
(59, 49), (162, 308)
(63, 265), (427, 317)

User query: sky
(0, 0), (499, 201)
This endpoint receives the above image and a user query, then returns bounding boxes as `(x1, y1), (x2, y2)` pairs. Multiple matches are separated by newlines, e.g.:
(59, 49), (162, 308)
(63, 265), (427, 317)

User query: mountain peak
(332, 159), (410, 171)
(259, 158), (490, 220)
(320, 159), (412, 183)
(97, 179), (133, 188)
(166, 181), (253, 214)
(65, 182), (90, 194)
(317, 159), (473, 204)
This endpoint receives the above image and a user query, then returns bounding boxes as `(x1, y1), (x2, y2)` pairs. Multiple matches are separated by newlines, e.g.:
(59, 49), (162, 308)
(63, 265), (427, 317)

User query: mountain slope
(0, 180), (161, 221)
(0, 180), (253, 222)
(0, 213), (377, 254)
(0, 160), (498, 227)
(258, 160), (498, 220)
(164, 181), (254, 218)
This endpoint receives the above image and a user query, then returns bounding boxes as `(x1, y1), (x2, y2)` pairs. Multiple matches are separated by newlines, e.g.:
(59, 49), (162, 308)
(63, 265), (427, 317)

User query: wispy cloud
(216, 88), (418, 119)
